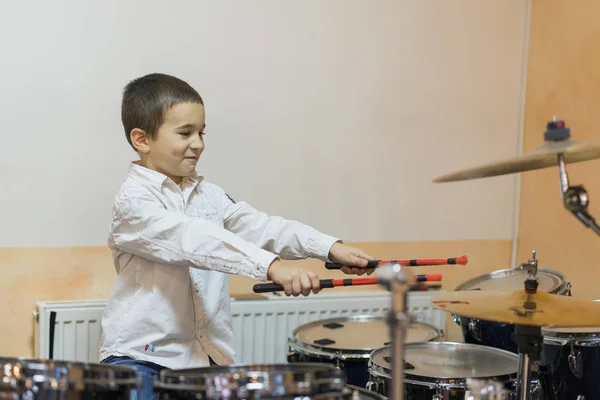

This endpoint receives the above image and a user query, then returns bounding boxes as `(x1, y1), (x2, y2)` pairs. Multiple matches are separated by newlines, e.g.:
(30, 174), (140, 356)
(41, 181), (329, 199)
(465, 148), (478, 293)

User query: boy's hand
(266, 260), (321, 296)
(328, 242), (375, 276)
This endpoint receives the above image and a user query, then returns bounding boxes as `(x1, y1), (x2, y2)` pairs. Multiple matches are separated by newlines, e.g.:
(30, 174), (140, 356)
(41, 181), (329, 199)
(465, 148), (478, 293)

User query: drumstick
(252, 275), (442, 293)
(325, 255), (468, 270)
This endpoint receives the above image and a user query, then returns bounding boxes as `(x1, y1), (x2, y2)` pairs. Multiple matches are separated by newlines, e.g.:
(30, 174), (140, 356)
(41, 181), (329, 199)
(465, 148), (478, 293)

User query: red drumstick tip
(456, 255), (468, 265)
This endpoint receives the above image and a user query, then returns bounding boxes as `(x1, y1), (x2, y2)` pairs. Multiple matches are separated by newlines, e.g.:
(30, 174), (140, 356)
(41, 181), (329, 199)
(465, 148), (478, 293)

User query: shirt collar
(128, 161), (204, 190)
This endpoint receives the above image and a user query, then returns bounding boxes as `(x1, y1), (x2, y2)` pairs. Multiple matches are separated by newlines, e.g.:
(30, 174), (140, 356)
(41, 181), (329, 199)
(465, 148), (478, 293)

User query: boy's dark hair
(121, 73), (204, 149)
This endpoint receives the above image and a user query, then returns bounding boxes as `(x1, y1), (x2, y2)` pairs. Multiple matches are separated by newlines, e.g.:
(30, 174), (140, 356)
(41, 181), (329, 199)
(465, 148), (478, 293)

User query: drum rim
(156, 362), (345, 394)
(368, 342), (519, 384)
(453, 266), (566, 293)
(542, 326), (600, 345)
(0, 358), (139, 388)
(160, 362), (337, 376)
(288, 315), (440, 359)
(155, 383), (351, 400)
(345, 384), (387, 400)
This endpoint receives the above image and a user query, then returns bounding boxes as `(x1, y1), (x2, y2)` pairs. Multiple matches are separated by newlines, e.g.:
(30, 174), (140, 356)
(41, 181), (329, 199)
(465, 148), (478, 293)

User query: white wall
(0, 0), (529, 247)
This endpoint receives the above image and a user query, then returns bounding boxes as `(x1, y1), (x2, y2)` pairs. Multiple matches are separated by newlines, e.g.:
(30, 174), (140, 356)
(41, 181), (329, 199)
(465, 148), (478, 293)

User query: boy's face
(143, 102), (206, 184)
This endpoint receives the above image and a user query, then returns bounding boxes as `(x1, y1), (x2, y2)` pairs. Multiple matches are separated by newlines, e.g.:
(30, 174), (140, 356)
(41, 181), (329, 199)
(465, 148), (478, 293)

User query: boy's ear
(130, 128), (150, 154)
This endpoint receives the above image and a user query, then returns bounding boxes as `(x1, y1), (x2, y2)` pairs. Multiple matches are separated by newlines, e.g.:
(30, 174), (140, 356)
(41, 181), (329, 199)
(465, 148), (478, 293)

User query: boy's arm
(110, 185), (278, 281)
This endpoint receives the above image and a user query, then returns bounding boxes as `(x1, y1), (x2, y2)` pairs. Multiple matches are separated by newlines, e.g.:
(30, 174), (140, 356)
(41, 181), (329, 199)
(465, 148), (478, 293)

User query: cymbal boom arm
(557, 154), (600, 236)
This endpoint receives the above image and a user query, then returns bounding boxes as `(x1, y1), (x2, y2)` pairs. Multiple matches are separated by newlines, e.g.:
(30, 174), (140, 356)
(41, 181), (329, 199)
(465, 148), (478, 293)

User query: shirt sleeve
(110, 185), (277, 281)
(214, 185), (341, 262)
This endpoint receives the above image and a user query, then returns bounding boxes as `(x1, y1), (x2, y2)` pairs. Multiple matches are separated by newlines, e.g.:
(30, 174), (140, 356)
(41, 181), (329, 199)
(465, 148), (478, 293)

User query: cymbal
(433, 139), (600, 183)
(431, 289), (600, 326)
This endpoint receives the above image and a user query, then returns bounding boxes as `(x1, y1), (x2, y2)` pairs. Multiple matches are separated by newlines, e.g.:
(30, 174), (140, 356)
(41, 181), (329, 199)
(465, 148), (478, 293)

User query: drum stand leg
(389, 286), (409, 400)
(377, 264), (410, 400)
(512, 324), (542, 400)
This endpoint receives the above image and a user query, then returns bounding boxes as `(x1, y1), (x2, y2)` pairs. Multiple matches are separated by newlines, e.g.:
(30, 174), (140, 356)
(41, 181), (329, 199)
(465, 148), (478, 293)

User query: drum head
(370, 343), (517, 382)
(454, 267), (565, 293)
(289, 315), (439, 358)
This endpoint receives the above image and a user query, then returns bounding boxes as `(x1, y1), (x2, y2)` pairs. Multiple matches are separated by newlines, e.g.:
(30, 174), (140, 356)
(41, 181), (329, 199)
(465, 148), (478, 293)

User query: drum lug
(568, 338), (583, 379)
(439, 329), (445, 341)
(566, 282), (572, 296)
(431, 385), (444, 400)
(287, 339), (297, 362)
(366, 376), (382, 395)
(468, 319), (482, 341)
(452, 314), (461, 325)
(530, 380), (542, 400)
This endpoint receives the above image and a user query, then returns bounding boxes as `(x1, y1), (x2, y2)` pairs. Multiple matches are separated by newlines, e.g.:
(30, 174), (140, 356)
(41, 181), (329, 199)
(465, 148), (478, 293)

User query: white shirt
(99, 162), (340, 369)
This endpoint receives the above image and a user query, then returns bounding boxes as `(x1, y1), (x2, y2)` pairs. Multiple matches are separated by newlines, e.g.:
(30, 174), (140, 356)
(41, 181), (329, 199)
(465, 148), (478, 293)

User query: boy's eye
(179, 131), (205, 137)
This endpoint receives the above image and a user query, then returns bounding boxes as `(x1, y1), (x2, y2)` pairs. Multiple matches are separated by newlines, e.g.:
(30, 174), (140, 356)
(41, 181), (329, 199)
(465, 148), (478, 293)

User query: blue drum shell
(539, 326), (600, 400)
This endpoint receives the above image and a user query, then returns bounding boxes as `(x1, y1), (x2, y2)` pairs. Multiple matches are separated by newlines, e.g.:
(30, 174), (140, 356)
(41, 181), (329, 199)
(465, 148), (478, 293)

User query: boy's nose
(190, 136), (204, 151)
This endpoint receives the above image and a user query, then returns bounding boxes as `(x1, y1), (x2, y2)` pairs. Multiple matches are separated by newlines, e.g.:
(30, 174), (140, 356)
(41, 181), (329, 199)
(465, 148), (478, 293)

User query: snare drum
(539, 326), (600, 400)
(453, 267), (570, 353)
(367, 342), (518, 399)
(154, 363), (348, 400)
(0, 357), (139, 399)
(288, 315), (441, 388)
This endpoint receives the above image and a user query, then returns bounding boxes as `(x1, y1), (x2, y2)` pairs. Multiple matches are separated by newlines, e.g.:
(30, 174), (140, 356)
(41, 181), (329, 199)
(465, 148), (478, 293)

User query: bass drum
(453, 266), (570, 353)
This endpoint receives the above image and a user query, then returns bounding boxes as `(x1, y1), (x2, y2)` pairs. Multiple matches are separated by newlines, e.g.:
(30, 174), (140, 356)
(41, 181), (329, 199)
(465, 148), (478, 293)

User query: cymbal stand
(557, 153), (600, 236)
(512, 251), (543, 400)
(376, 264), (411, 400)
(547, 117), (600, 237)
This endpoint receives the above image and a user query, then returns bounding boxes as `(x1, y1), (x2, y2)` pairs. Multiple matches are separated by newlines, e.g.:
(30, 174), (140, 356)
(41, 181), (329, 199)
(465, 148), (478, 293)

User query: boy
(99, 73), (374, 399)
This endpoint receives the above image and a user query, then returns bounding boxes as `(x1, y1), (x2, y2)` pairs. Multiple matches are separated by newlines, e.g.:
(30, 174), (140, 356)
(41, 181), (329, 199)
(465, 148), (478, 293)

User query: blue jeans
(101, 356), (165, 400)
(101, 356), (218, 400)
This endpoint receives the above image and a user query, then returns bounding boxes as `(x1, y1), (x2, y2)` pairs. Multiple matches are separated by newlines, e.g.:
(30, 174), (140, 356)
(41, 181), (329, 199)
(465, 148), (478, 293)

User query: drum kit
(373, 117), (600, 400)
(2, 117), (600, 399)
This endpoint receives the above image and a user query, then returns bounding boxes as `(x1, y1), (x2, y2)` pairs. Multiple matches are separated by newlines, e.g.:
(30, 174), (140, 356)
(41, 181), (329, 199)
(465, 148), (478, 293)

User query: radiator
(34, 291), (444, 364)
